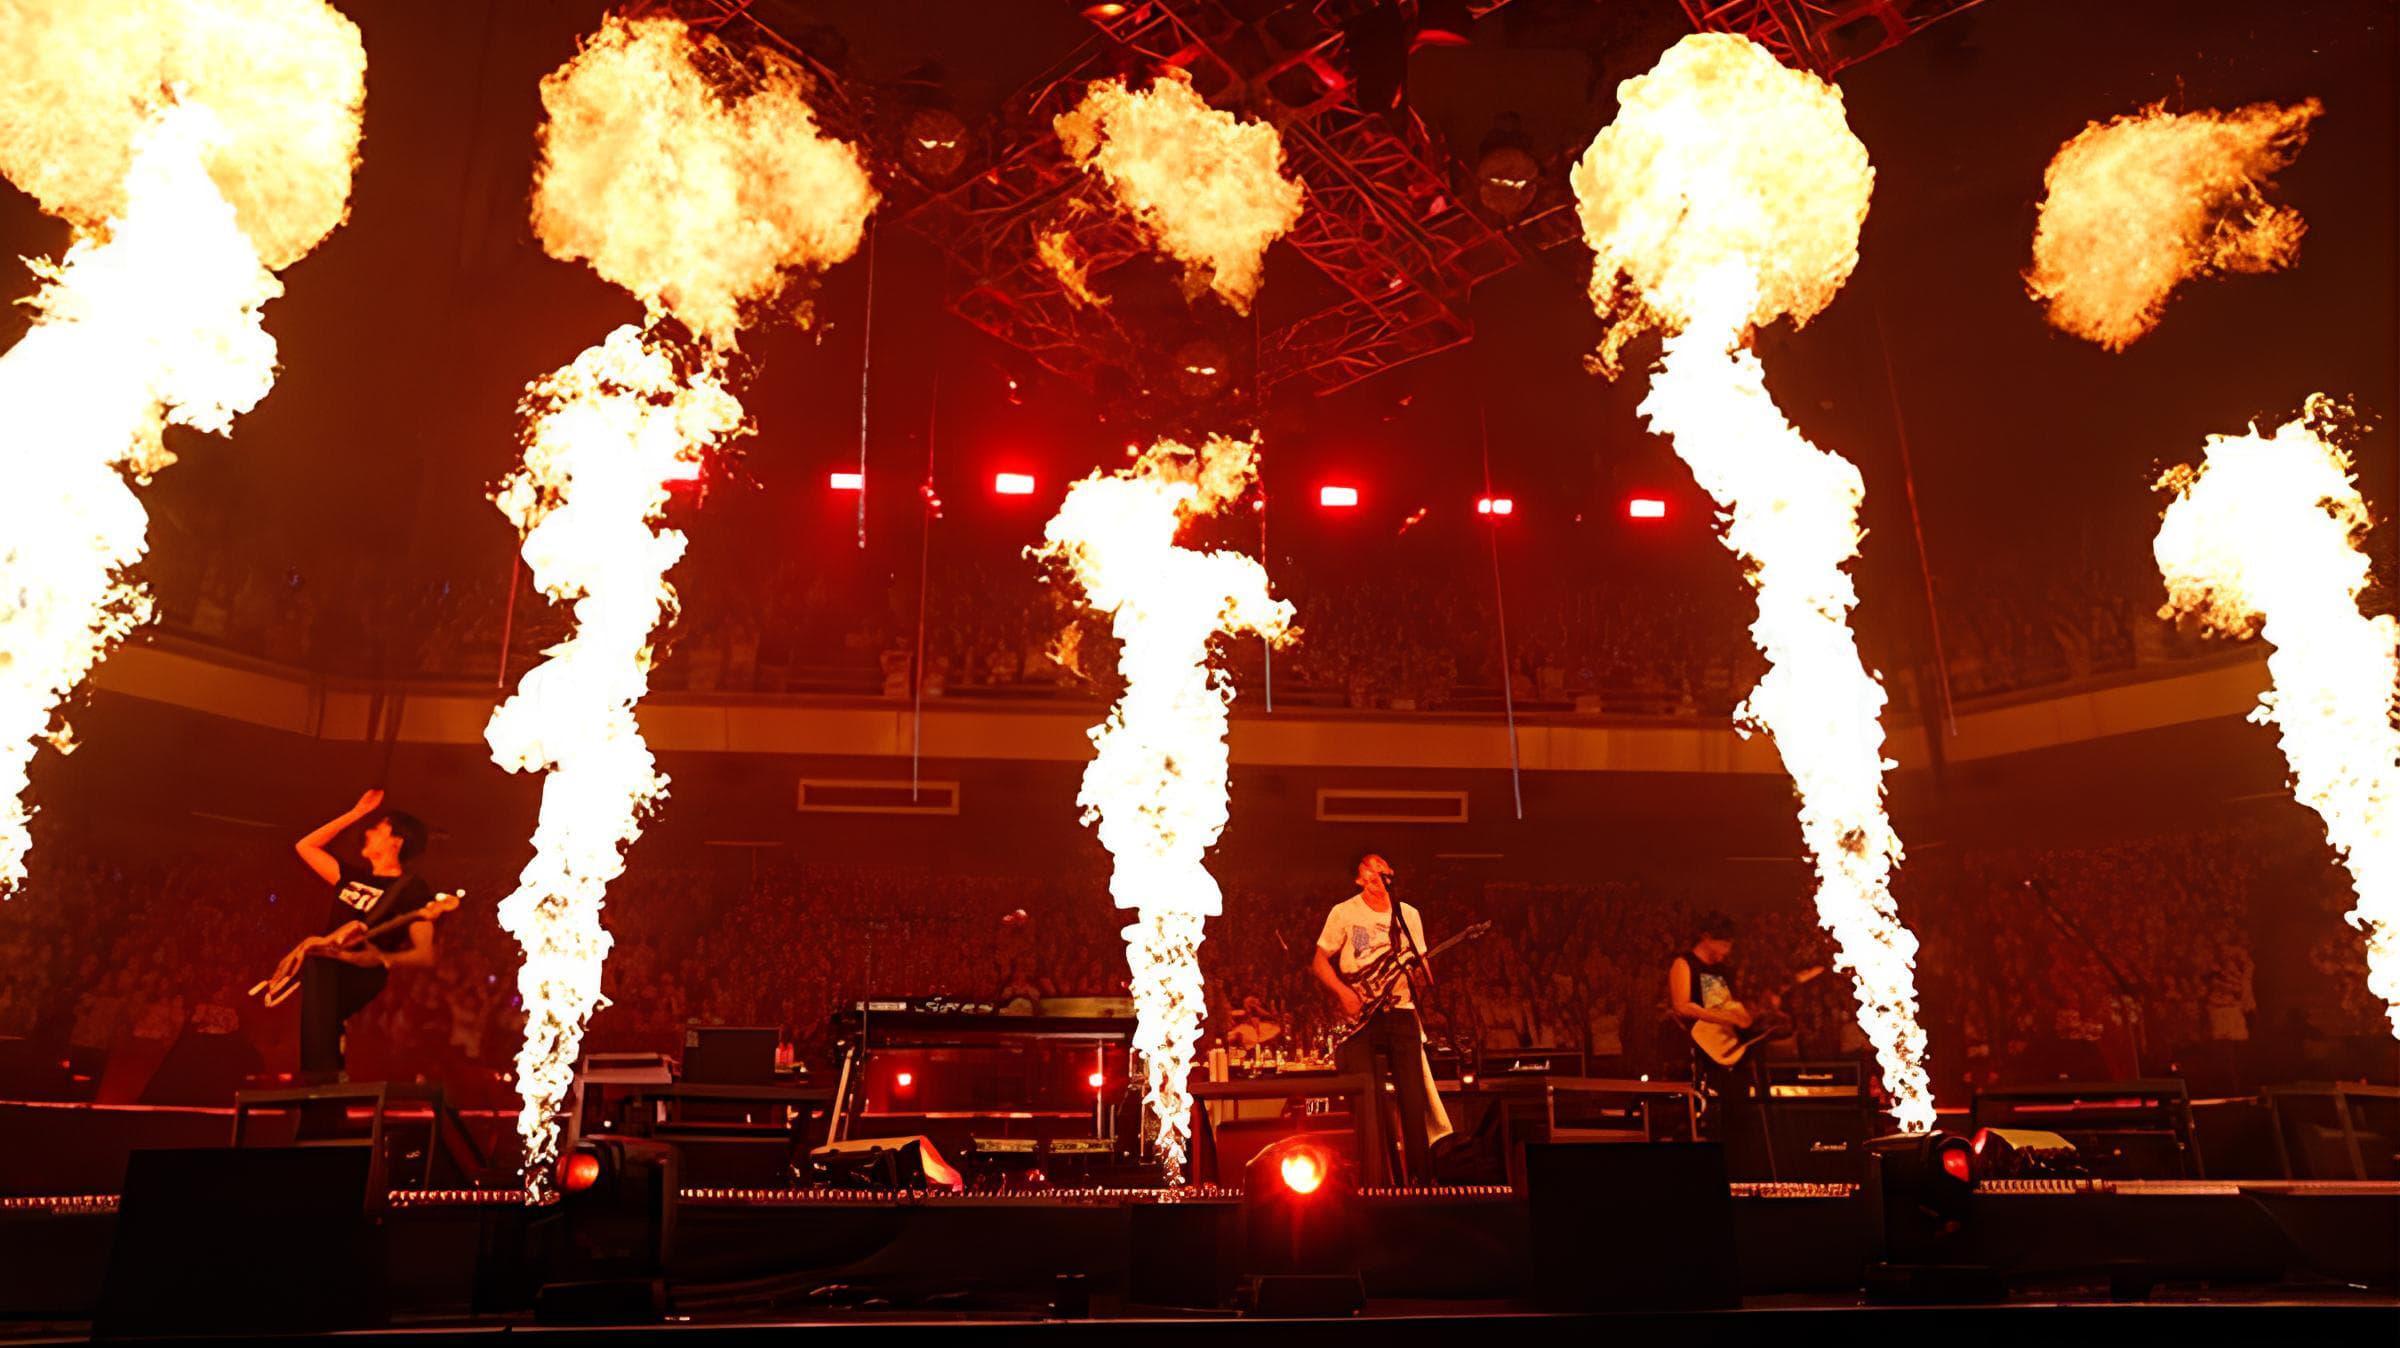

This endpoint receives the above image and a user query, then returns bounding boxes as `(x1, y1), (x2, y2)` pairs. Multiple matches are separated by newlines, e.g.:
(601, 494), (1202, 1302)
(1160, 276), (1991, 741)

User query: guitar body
(248, 894), (460, 1009)
(1332, 920), (1493, 1046)
(1690, 1004), (1778, 1067)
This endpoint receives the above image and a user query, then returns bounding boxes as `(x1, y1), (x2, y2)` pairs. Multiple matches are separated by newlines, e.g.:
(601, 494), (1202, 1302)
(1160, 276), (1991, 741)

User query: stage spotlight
(895, 1070), (914, 1089)
(807, 1135), (965, 1193)
(1174, 338), (1230, 400)
(1318, 485), (1359, 509)
(1278, 1148), (1326, 1195)
(1087, 1070), (1106, 1089)
(1242, 1133), (1363, 1314)
(1476, 496), (1514, 517)
(537, 1137), (677, 1324)
(1079, 1), (1130, 19)
(1866, 1130), (1992, 1295)
(900, 105), (969, 183)
(1413, 0), (1474, 51)
(994, 472), (1037, 496)
(1971, 1127), (2081, 1178)
(829, 471), (865, 491)
(560, 1149), (603, 1195)
(1472, 114), (1539, 219)
(1628, 496), (1666, 519)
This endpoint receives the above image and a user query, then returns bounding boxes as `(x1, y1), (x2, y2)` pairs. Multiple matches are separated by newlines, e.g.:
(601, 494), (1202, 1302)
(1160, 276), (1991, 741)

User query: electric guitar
(249, 891), (461, 1007)
(1334, 920), (1492, 1045)
(1689, 965), (1825, 1068)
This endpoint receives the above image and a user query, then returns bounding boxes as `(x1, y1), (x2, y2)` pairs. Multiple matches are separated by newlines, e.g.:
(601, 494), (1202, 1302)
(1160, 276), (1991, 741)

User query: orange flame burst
(490, 14), (874, 1196)
(2028, 99), (2320, 351)
(1056, 76), (1303, 314)
(0, 0), (363, 896)
(1573, 34), (1935, 1130)
(2155, 400), (2399, 1039)
(1035, 436), (1295, 1181)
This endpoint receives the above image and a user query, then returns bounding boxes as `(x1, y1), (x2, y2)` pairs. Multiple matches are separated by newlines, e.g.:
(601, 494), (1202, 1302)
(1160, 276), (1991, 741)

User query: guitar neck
(341, 895), (449, 948)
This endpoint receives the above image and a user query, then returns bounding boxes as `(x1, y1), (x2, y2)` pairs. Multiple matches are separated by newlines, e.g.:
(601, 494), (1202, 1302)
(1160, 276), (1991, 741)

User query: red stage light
(1278, 1148), (1327, 1196)
(1319, 485), (1359, 508)
(560, 1150), (602, 1194)
(1939, 1144), (1974, 1184)
(994, 472), (1036, 496)
(1628, 496), (1666, 519)
(894, 1071), (914, 1089)
(829, 471), (865, 491)
(1476, 496), (1514, 516)
(1087, 1071), (1105, 1089)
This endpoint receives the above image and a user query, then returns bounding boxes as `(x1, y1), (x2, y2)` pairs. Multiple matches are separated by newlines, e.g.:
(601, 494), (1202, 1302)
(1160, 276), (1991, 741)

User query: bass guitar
(1335, 919), (1492, 1045)
(248, 891), (461, 1008)
(1690, 965), (1825, 1068)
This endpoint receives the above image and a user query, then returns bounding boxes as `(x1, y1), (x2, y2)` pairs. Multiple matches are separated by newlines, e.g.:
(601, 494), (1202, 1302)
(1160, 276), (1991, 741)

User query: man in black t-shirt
(1667, 912), (1769, 1175)
(291, 789), (438, 1079)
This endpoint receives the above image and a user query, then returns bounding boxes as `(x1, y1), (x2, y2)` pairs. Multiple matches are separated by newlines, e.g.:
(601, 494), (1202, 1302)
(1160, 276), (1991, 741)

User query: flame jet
(1035, 437), (1295, 1180)
(2028, 99), (2319, 351)
(491, 15), (873, 1195)
(1056, 75), (1303, 314)
(2155, 400), (2399, 1038)
(1572, 34), (1935, 1130)
(0, 0), (363, 895)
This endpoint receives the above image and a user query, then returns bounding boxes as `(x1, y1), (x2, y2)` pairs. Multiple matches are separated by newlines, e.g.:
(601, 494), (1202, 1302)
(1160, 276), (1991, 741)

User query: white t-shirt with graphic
(1317, 895), (1429, 1010)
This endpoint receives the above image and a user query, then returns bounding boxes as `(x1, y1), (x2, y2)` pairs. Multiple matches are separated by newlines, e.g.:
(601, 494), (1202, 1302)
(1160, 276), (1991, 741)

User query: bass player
(289, 788), (440, 1080)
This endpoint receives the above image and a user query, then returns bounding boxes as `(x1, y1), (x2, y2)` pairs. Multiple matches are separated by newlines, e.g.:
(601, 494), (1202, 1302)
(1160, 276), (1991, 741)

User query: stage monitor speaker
(1524, 1142), (1737, 1311)
(96, 1146), (383, 1338)
(1972, 1080), (2197, 1179)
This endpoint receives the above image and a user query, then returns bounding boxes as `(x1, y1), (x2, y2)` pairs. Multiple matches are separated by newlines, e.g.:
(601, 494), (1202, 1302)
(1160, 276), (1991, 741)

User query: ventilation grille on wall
(1315, 788), (1468, 824)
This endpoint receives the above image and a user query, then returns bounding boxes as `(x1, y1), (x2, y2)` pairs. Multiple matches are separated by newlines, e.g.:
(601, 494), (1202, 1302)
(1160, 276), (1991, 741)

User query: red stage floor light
(829, 471), (865, 491)
(1628, 496), (1666, 519)
(1319, 485), (1359, 508)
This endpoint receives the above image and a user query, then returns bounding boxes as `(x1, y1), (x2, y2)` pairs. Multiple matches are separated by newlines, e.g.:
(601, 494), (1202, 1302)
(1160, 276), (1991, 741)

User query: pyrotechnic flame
(1056, 76), (1303, 314)
(2028, 99), (2319, 351)
(2155, 400), (2400, 1038)
(1039, 229), (1108, 309)
(1035, 436), (1295, 1180)
(0, 0), (363, 896)
(531, 14), (877, 347)
(491, 14), (872, 1196)
(0, 0), (364, 271)
(1573, 34), (1935, 1130)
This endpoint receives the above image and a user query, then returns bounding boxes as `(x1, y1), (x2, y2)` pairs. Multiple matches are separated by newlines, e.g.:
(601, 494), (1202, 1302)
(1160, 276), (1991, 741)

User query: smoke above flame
(0, 0), (362, 896)
(2155, 400), (2399, 1038)
(1035, 436), (1295, 1180)
(531, 14), (877, 347)
(1056, 76), (1303, 314)
(2028, 99), (2320, 351)
(1574, 34), (1935, 1130)
(492, 14), (873, 1195)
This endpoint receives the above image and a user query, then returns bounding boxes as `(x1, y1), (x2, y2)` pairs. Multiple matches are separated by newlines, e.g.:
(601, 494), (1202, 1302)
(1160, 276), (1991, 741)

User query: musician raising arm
(290, 789), (437, 1079)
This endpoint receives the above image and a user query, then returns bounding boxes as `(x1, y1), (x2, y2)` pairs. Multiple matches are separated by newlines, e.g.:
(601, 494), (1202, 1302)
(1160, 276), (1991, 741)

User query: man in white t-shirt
(1311, 852), (1437, 1183)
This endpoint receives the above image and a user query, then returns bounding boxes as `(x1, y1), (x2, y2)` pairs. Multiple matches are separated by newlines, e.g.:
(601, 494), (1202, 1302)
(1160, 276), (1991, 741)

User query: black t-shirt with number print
(327, 863), (432, 953)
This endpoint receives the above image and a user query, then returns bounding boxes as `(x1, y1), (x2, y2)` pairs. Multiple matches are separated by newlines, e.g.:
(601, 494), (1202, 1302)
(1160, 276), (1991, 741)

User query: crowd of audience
(142, 516), (2357, 721)
(2, 814), (2387, 1112)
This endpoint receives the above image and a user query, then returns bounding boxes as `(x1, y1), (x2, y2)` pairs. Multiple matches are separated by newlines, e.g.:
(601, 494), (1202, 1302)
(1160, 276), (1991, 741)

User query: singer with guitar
(1311, 853), (1449, 1185)
(289, 789), (441, 1080)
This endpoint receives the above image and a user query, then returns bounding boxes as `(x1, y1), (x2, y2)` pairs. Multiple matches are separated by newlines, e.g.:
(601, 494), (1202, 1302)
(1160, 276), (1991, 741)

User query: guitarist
(1667, 911), (1781, 1174)
(1311, 853), (1444, 1184)
(290, 789), (438, 1079)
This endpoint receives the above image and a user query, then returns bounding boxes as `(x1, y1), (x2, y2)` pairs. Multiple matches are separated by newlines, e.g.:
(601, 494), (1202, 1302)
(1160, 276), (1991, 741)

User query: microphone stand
(2022, 878), (2147, 1080)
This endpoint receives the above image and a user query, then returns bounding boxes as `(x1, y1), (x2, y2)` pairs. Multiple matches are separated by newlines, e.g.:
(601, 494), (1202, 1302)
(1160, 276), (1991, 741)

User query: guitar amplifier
(1761, 1061), (1871, 1183)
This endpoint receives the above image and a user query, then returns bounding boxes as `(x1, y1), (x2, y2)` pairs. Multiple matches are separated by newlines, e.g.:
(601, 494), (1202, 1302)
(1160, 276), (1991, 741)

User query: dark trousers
(1341, 1008), (1433, 1186)
(299, 957), (387, 1078)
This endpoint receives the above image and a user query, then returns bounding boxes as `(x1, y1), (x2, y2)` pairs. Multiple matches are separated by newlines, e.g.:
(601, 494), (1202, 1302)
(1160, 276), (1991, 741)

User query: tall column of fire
(2154, 401), (2399, 1038)
(489, 16), (874, 1194)
(1036, 437), (1295, 1180)
(1572, 34), (1936, 1129)
(0, 0), (363, 895)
